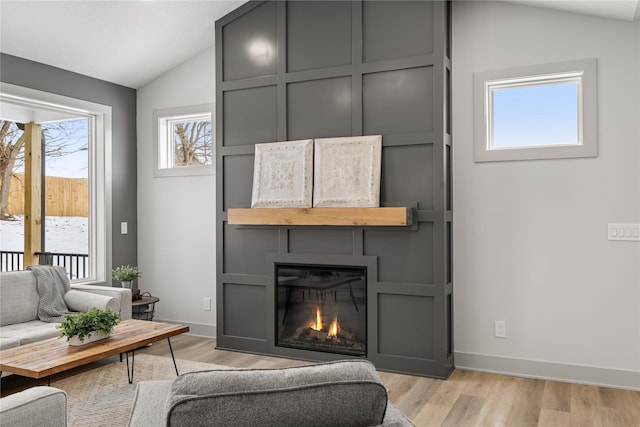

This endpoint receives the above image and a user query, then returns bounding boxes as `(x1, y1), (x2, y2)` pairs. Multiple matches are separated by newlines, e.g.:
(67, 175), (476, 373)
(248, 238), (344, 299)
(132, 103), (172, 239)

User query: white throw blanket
(28, 265), (72, 322)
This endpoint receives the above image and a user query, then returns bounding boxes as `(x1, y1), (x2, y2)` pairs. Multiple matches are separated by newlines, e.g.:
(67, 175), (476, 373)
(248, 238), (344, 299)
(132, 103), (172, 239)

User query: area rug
(50, 354), (228, 427)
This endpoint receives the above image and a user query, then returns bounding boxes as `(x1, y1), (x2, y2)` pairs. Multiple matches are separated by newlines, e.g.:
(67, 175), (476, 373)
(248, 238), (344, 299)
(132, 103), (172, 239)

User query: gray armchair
(0, 386), (67, 427)
(129, 360), (414, 426)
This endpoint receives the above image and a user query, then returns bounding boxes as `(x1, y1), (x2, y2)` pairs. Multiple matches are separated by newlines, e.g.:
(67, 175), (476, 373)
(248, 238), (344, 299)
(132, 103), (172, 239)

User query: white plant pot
(121, 281), (132, 289)
(68, 331), (111, 346)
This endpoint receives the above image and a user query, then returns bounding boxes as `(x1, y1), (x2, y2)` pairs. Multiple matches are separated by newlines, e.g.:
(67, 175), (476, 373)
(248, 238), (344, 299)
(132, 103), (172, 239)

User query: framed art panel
(313, 135), (382, 207)
(251, 139), (314, 208)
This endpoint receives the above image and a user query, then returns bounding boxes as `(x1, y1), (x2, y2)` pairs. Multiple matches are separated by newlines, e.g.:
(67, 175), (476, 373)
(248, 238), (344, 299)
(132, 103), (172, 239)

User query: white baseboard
(455, 351), (640, 391)
(154, 318), (216, 339)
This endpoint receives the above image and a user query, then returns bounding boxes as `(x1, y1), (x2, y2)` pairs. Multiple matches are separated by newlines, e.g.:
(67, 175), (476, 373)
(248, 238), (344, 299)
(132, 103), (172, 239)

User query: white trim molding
(0, 82), (112, 285)
(155, 318), (216, 338)
(473, 58), (598, 162)
(455, 351), (640, 391)
(152, 103), (214, 178)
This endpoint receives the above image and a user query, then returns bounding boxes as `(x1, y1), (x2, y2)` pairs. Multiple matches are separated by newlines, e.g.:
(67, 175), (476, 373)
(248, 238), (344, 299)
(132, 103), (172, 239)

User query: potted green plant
(57, 307), (120, 346)
(112, 265), (142, 288)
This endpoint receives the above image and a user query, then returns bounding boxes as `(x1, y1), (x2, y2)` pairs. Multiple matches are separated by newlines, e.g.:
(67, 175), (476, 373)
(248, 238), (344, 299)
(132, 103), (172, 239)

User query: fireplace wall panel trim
(216, 0), (453, 379)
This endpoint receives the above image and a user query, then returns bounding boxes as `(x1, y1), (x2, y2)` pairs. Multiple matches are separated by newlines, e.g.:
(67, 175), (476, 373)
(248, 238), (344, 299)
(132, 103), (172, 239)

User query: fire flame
(328, 316), (339, 338)
(310, 307), (340, 338)
(311, 306), (322, 331)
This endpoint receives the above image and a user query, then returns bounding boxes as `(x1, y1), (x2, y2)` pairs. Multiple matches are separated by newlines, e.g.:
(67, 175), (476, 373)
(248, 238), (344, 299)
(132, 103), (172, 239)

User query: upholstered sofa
(129, 359), (414, 427)
(0, 269), (132, 351)
(0, 386), (67, 427)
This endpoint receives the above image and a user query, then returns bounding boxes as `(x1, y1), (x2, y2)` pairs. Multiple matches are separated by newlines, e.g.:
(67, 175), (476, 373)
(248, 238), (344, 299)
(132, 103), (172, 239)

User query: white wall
(136, 47), (217, 336)
(135, 1), (640, 388)
(453, 1), (640, 389)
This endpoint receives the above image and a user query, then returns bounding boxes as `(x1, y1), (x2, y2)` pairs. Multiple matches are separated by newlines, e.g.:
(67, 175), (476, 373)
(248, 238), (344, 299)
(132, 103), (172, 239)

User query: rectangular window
(0, 83), (111, 284)
(154, 104), (214, 177)
(474, 58), (597, 162)
(43, 118), (90, 280)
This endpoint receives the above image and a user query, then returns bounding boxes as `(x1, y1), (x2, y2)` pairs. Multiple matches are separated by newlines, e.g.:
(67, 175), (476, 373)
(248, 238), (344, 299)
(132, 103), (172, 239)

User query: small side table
(131, 293), (159, 321)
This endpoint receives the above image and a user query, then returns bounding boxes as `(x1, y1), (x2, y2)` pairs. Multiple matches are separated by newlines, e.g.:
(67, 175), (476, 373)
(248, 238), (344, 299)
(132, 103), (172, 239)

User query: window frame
(474, 58), (597, 162)
(153, 104), (214, 177)
(0, 82), (112, 285)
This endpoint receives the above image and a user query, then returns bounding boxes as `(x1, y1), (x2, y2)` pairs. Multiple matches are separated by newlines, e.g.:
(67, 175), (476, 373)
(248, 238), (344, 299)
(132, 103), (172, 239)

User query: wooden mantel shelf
(228, 207), (412, 226)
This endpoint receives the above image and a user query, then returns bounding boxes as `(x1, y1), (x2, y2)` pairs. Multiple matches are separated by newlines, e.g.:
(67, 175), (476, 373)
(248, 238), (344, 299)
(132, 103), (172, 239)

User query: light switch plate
(608, 223), (640, 241)
(495, 320), (506, 338)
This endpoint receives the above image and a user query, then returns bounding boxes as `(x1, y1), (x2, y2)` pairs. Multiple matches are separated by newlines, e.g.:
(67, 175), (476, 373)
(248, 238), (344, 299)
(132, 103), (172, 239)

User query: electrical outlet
(203, 297), (211, 311)
(495, 320), (506, 338)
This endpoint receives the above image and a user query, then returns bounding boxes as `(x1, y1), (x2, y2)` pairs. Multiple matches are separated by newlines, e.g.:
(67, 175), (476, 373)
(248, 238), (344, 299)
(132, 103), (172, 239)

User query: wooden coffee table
(0, 319), (189, 384)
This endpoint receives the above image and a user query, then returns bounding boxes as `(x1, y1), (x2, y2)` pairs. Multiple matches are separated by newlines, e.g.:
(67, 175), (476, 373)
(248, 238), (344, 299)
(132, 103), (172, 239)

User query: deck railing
(0, 251), (24, 272)
(0, 251), (89, 280)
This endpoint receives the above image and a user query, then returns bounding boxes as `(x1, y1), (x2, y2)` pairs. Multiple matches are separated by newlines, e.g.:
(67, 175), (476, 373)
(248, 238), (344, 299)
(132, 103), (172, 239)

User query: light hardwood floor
(2, 334), (639, 426)
(136, 335), (640, 427)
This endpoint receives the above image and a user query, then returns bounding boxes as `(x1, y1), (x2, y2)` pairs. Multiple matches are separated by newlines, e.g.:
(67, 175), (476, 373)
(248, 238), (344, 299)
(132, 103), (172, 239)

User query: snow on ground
(0, 215), (88, 254)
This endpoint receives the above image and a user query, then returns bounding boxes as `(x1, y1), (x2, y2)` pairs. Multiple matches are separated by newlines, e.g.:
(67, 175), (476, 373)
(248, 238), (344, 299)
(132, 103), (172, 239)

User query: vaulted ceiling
(1, 0), (638, 89)
(0, 0), (246, 88)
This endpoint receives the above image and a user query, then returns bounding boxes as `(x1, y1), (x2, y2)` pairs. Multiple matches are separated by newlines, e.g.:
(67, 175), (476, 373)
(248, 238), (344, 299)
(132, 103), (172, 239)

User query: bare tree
(173, 121), (212, 166)
(0, 120), (86, 221)
(0, 121), (24, 220)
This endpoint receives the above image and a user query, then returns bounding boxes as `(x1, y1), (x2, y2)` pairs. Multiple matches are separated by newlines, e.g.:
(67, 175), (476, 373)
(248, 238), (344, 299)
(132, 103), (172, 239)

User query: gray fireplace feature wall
(215, 0), (453, 378)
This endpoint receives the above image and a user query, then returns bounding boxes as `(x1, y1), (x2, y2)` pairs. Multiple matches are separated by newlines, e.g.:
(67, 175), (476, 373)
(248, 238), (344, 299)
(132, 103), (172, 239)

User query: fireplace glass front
(276, 264), (366, 356)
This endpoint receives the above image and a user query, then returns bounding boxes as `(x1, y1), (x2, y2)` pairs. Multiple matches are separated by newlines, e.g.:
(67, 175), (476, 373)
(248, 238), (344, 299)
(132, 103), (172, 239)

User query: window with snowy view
(1, 88), (110, 283)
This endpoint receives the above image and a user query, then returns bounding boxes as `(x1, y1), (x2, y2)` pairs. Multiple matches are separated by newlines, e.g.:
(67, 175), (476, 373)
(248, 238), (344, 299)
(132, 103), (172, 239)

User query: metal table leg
(125, 351), (135, 384)
(125, 338), (178, 383)
(167, 338), (179, 376)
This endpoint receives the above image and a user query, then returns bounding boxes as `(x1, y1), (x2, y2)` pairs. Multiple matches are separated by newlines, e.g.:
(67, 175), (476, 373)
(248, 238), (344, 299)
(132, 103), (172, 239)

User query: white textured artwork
(313, 135), (382, 207)
(251, 139), (314, 208)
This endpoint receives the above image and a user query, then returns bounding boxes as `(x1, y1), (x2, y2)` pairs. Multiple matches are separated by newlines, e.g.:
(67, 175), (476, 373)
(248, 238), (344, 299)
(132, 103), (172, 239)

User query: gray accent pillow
(63, 290), (118, 313)
(166, 360), (388, 427)
(0, 271), (39, 326)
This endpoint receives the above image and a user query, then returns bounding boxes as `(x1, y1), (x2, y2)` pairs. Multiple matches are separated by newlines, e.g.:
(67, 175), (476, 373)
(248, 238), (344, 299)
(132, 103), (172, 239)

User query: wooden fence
(5, 174), (88, 217)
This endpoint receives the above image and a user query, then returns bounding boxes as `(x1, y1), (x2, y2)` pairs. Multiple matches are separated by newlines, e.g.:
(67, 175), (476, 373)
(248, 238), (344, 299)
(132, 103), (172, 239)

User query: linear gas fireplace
(276, 263), (366, 356)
